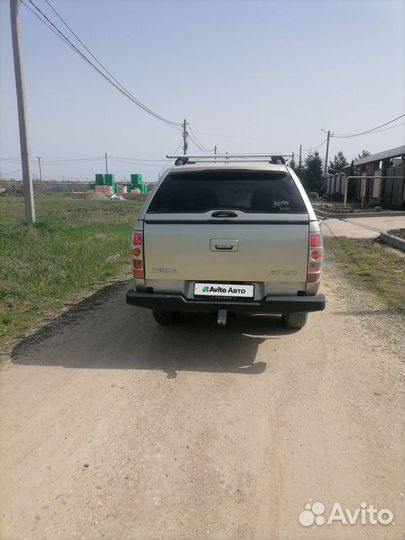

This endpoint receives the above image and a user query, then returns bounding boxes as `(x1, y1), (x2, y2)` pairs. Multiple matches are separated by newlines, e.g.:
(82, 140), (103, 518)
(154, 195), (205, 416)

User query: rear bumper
(126, 290), (326, 313)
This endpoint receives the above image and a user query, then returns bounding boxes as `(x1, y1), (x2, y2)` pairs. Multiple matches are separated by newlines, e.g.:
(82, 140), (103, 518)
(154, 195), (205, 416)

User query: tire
(152, 309), (180, 325)
(282, 312), (308, 329)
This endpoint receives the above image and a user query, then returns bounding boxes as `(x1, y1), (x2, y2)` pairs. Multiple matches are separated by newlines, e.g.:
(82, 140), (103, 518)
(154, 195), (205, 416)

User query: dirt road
(1, 259), (403, 540)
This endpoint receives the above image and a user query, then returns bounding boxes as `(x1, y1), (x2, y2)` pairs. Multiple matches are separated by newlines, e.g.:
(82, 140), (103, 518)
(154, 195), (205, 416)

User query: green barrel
(95, 173), (105, 185)
(131, 173), (142, 187)
(104, 174), (115, 186)
(89, 183), (96, 190)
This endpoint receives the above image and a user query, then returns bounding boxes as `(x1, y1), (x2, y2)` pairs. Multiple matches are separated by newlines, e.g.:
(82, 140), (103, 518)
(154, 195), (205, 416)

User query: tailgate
(144, 217), (309, 282)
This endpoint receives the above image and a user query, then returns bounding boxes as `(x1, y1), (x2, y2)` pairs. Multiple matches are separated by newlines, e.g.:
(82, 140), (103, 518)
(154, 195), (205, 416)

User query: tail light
(307, 233), (324, 282)
(131, 230), (144, 278)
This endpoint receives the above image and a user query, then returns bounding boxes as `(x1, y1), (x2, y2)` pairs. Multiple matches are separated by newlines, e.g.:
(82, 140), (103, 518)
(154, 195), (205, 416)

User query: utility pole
(214, 145), (217, 155)
(10, 0), (35, 224)
(105, 152), (108, 174)
(37, 156), (42, 181)
(322, 129), (331, 181)
(182, 119), (188, 155)
(298, 144), (302, 170)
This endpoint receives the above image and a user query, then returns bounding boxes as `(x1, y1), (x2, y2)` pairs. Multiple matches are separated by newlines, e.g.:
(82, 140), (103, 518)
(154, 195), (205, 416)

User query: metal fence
(326, 173), (405, 209)
(0, 179), (91, 193)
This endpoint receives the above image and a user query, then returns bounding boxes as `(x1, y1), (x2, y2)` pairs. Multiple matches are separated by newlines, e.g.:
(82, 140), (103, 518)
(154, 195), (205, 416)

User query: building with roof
(326, 145), (405, 209)
(352, 145), (405, 169)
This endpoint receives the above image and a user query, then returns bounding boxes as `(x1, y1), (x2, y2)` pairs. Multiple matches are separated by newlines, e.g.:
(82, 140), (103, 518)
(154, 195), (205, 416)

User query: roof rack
(166, 154), (292, 166)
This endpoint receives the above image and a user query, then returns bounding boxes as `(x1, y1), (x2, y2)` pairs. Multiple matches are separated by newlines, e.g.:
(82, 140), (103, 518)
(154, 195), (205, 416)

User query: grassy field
(325, 237), (405, 311)
(0, 194), (142, 353)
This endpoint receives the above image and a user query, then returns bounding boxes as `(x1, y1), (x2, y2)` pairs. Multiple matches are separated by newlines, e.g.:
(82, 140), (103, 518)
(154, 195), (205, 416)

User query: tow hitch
(217, 309), (227, 326)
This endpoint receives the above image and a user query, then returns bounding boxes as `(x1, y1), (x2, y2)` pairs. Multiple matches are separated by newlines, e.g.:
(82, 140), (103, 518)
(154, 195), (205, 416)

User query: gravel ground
(324, 248), (404, 361)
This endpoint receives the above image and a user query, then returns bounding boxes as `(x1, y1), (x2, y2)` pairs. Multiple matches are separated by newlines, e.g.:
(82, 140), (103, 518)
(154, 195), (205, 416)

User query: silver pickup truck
(126, 155), (325, 329)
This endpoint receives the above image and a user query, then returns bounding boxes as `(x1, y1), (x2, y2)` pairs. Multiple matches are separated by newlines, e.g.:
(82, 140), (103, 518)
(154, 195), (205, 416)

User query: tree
(292, 151), (304, 178)
(327, 151), (348, 174)
(356, 150), (371, 160)
(295, 159), (304, 179)
(302, 151), (325, 195)
(289, 156), (297, 172)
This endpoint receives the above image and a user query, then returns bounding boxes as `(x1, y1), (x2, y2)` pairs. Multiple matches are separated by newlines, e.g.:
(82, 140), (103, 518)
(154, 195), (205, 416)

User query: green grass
(325, 237), (405, 311)
(0, 193), (142, 352)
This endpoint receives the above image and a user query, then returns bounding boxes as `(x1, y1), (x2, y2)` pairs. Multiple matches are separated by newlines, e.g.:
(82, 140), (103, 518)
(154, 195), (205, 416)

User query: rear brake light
(308, 233), (324, 282)
(131, 230), (144, 278)
(133, 232), (143, 245)
(310, 234), (322, 248)
(133, 268), (144, 278)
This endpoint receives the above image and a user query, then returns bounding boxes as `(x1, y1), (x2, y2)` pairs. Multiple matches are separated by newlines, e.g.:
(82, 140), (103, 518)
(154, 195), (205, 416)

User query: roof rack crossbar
(167, 154), (292, 166)
(166, 153), (292, 159)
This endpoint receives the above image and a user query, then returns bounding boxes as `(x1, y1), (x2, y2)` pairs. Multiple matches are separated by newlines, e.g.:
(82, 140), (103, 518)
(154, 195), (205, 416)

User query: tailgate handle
(211, 211), (237, 218)
(210, 238), (239, 252)
(215, 244), (233, 250)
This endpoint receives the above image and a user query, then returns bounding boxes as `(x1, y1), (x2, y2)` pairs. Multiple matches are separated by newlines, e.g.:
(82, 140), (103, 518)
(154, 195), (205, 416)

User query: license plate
(194, 283), (254, 298)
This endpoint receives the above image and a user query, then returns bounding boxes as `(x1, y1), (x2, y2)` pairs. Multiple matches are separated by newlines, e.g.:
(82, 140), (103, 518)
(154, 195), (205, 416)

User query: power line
(23, 0), (181, 127)
(19, 1), (212, 157)
(21, 0), (182, 127)
(109, 159), (164, 168)
(303, 139), (327, 152)
(43, 0), (126, 89)
(1, 154), (175, 164)
(187, 124), (215, 152)
(158, 142), (183, 175)
(169, 142), (183, 158)
(41, 156), (104, 163)
(188, 133), (211, 152)
(110, 155), (168, 163)
(43, 0), (156, 117)
(0, 168), (23, 175)
(0, 155), (104, 163)
(370, 121), (405, 134)
(191, 114), (405, 148)
(339, 121), (405, 136)
(332, 114), (405, 138)
(188, 129), (279, 142)
(187, 131), (215, 153)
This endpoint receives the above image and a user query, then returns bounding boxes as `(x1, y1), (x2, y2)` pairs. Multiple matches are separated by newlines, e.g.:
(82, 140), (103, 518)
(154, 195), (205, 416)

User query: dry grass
(325, 237), (405, 311)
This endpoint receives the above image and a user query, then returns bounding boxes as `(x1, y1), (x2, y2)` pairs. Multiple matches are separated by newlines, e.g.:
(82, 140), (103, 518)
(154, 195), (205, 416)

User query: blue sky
(0, 0), (404, 181)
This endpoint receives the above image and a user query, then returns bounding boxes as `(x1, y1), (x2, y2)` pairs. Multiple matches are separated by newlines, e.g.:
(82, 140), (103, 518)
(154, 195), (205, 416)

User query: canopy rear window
(148, 170), (307, 213)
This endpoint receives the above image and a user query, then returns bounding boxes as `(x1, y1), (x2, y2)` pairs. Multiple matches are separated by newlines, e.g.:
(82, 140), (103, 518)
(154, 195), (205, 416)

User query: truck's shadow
(11, 281), (297, 376)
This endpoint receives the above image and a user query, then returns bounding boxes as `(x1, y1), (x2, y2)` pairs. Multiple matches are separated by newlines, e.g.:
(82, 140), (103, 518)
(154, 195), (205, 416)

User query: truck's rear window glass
(148, 170), (307, 213)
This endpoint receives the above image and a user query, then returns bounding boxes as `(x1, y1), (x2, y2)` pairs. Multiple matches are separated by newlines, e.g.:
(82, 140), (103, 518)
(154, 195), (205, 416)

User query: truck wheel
(282, 312), (308, 329)
(152, 309), (180, 325)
